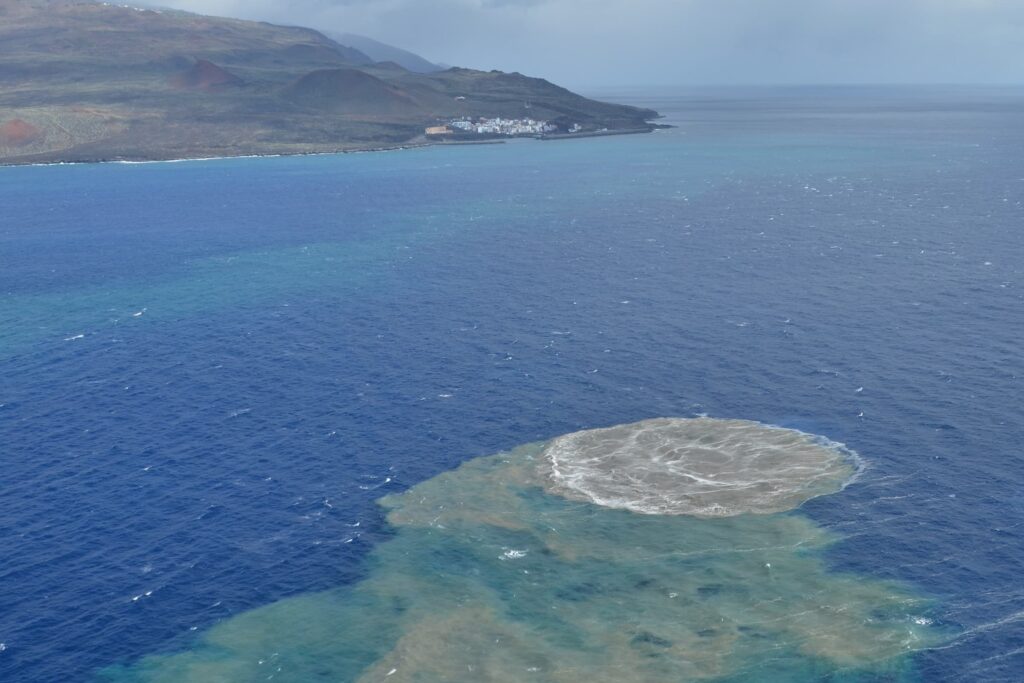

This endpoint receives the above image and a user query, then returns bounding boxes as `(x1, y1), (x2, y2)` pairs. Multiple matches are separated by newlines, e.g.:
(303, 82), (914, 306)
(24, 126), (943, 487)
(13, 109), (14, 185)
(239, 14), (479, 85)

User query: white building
(447, 117), (556, 136)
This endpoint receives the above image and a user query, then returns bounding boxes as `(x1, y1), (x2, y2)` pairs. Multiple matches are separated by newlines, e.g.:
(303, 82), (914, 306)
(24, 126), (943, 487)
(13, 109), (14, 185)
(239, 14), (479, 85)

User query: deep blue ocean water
(1, 86), (1022, 681)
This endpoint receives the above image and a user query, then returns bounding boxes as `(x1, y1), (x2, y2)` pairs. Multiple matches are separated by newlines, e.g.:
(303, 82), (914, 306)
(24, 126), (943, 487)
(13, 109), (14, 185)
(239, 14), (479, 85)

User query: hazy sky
(158, 0), (1024, 88)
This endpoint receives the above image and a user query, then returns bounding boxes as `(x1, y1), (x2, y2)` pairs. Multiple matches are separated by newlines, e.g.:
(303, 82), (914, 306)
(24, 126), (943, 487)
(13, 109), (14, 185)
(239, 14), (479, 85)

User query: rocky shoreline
(0, 127), (659, 168)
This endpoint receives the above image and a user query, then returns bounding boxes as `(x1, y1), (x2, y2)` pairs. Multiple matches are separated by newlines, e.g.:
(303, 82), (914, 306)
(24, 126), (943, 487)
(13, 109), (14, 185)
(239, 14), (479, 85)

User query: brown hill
(281, 68), (423, 118)
(170, 59), (243, 92)
(0, 118), (43, 146)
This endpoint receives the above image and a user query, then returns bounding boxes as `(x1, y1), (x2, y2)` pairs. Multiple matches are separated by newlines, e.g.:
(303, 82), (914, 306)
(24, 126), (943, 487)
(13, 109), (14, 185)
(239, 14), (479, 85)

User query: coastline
(0, 127), (657, 169)
(539, 127), (662, 141)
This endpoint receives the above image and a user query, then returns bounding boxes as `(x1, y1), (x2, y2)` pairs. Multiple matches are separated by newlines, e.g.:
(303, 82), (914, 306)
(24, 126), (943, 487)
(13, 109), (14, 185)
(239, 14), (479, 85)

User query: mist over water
(101, 419), (940, 682)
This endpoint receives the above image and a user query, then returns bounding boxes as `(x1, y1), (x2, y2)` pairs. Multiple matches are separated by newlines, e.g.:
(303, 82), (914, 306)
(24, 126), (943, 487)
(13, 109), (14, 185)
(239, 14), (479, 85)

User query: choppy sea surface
(1, 86), (1022, 682)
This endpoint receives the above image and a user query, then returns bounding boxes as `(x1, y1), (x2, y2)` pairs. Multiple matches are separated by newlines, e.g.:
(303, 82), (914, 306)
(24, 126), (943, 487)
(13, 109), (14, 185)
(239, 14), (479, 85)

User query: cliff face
(0, 0), (659, 163)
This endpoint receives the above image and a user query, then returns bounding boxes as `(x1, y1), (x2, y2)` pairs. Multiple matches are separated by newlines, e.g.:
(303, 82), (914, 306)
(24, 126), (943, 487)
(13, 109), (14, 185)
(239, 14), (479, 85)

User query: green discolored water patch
(101, 419), (942, 682)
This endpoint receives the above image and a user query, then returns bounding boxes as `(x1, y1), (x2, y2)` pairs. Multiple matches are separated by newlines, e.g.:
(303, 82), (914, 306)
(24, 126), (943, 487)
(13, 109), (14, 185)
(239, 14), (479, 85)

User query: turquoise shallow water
(1, 87), (1023, 681)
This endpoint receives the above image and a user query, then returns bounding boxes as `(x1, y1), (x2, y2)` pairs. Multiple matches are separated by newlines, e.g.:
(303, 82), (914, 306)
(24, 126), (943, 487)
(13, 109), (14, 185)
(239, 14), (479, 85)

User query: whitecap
(500, 549), (528, 561)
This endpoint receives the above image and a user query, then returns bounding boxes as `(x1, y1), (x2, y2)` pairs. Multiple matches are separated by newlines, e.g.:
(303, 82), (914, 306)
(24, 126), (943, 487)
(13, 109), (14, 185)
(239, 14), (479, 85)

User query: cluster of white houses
(454, 117), (557, 135)
(426, 117), (576, 137)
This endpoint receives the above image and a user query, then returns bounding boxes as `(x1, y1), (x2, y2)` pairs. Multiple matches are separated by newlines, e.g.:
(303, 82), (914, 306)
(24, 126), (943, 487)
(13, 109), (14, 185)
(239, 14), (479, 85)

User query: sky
(157, 0), (1024, 88)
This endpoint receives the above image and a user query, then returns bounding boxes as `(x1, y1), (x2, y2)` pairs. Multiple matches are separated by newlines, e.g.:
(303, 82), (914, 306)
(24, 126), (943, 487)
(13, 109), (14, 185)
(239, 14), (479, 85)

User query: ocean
(1, 86), (1022, 681)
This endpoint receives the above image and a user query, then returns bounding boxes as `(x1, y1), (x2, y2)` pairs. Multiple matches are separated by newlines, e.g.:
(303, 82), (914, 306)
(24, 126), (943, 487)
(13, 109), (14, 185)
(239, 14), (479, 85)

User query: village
(426, 117), (584, 137)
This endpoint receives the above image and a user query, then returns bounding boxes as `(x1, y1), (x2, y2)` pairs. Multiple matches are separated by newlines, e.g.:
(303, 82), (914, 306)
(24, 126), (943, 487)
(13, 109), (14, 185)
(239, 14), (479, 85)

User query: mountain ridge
(332, 32), (444, 74)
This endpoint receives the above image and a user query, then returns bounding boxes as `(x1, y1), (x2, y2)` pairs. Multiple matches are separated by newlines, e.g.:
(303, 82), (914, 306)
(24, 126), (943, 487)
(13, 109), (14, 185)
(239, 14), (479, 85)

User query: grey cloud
(158, 0), (1024, 87)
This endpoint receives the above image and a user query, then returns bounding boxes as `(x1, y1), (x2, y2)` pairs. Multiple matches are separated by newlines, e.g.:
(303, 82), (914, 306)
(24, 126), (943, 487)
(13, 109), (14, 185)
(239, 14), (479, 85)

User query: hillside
(281, 69), (423, 116)
(333, 33), (443, 74)
(0, 0), (660, 164)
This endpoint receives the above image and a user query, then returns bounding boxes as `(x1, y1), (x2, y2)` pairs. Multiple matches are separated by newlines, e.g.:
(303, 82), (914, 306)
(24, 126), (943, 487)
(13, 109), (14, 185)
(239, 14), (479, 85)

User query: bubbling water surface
(542, 417), (859, 516)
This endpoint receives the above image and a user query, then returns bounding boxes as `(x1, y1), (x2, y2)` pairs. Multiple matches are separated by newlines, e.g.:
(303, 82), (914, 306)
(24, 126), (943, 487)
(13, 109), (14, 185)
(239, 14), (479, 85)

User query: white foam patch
(542, 417), (859, 517)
